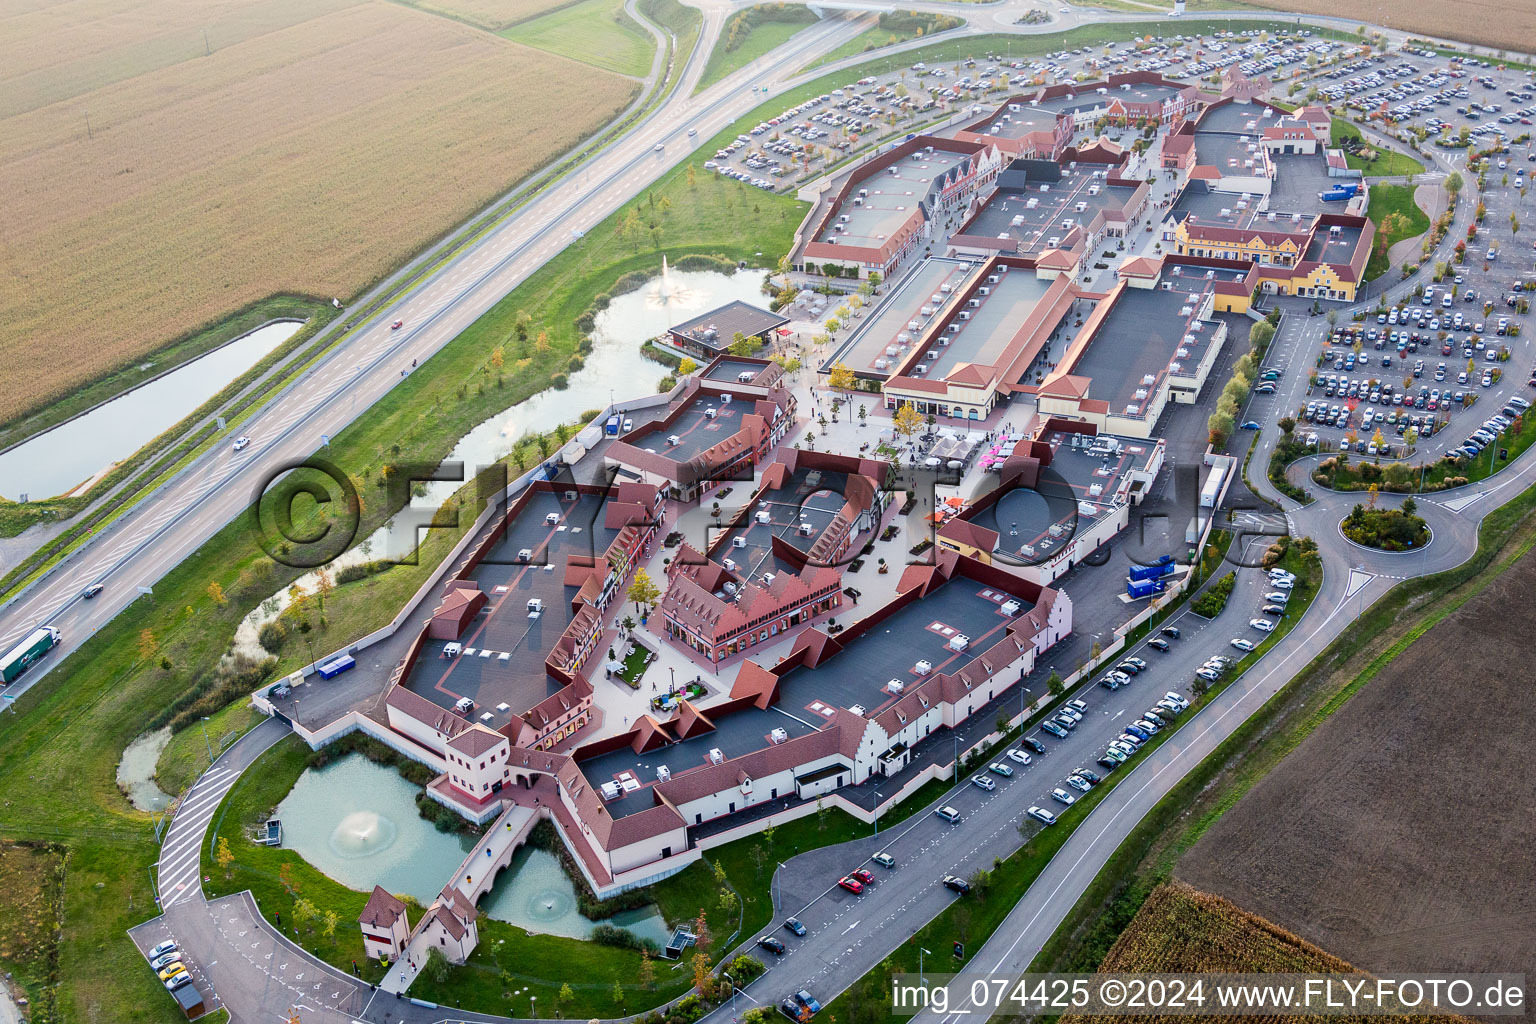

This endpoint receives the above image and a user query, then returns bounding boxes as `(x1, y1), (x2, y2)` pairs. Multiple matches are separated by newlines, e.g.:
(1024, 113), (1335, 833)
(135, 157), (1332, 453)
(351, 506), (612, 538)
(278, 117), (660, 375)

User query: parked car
(1027, 806), (1057, 825)
(1160, 626), (1181, 639)
(837, 876), (864, 895)
(784, 918), (807, 936)
(872, 852), (895, 868)
(934, 806), (961, 824)
(988, 762), (1014, 778)
(149, 941), (179, 961)
(1051, 787), (1076, 806)
(1065, 774), (1093, 792)
(942, 875), (971, 895)
(1022, 737), (1047, 755)
(850, 869), (874, 885)
(971, 774), (996, 792)
(1231, 637), (1255, 651)
(1006, 748), (1032, 765)
(759, 937), (787, 955)
(1250, 618), (1276, 633)
(1041, 720), (1070, 738)
(1147, 637), (1171, 652)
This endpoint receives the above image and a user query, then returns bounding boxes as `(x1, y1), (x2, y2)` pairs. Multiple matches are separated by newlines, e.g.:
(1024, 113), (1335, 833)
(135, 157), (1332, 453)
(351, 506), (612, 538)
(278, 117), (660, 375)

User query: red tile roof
(447, 724), (506, 758)
(360, 886), (407, 930)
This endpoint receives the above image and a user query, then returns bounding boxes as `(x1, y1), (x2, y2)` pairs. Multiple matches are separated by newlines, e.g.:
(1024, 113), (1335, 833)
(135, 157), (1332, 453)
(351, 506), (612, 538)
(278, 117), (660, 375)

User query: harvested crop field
(0, 0), (635, 427)
(1062, 882), (1474, 1024)
(1237, 0), (1536, 53)
(1180, 546), (1536, 977)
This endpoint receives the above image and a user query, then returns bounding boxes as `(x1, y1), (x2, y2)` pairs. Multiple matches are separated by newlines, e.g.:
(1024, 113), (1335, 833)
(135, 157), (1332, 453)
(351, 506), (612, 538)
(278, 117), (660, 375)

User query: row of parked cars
(1447, 396), (1531, 459)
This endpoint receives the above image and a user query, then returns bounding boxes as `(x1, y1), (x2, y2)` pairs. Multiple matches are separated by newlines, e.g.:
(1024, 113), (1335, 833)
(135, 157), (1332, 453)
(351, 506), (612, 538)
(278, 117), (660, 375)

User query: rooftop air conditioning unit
(1078, 500), (1099, 516)
(874, 358), (889, 370)
(947, 634), (970, 651)
(1011, 214), (1026, 227)
(656, 765), (671, 782)
(1075, 201), (1088, 212)
(708, 748), (724, 764)
(987, 274), (1000, 284)
(756, 509), (771, 524)
(545, 512), (560, 525)
(959, 311), (972, 320)
(888, 679), (905, 694)
(968, 298), (981, 308)
(517, 547), (533, 562)
(1000, 599), (1021, 616)
(798, 522), (815, 536)
(979, 286), (991, 296)
(770, 728), (788, 744)
(763, 572), (776, 585)
(1088, 483), (1104, 497)
(720, 393), (732, 403)
(705, 408), (717, 419)
(601, 782), (622, 800)
(915, 363), (928, 375)
(667, 434), (681, 445)
(1025, 197), (1039, 208)
(859, 188), (868, 197)
(738, 370), (755, 383)
(914, 659), (933, 675)
(928, 350), (941, 360)
(723, 557), (737, 571)
(527, 598), (544, 614)
(1134, 388), (1149, 400)
(1047, 523), (1066, 538)
(732, 535), (747, 548)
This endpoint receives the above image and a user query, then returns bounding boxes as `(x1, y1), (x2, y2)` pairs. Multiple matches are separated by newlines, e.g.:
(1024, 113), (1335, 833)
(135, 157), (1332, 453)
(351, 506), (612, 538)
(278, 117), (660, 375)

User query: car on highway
(1006, 748), (1032, 765)
(783, 917), (807, 936)
(971, 773), (996, 791)
(1022, 737), (1047, 755)
(82, 583), (104, 599)
(1050, 787), (1076, 806)
(653, 143), (665, 152)
(391, 319), (403, 330)
(1146, 637), (1171, 652)
(872, 852), (895, 868)
(231, 436), (251, 452)
(1041, 720), (1070, 738)
(942, 875), (971, 894)
(988, 762), (1014, 777)
(1250, 618), (1276, 633)
(1231, 637), (1255, 651)
(1027, 805), (1057, 825)
(759, 937), (786, 955)
(837, 876), (864, 894)
(687, 128), (697, 136)
(1241, 420), (1261, 430)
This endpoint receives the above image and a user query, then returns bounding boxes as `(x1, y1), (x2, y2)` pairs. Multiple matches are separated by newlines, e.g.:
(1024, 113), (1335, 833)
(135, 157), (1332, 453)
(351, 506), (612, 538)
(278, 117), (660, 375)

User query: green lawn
(155, 699), (265, 796)
(1365, 183), (1431, 280)
(638, 0), (702, 64)
(801, 11), (964, 72)
(695, 4), (819, 93)
(1332, 117), (1427, 176)
(502, 0), (656, 77)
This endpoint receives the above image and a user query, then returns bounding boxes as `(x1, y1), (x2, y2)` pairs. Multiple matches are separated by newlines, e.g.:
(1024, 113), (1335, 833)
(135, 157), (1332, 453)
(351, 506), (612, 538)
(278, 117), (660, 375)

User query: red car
(391, 319), (404, 330)
(851, 869), (874, 885)
(837, 876), (864, 895)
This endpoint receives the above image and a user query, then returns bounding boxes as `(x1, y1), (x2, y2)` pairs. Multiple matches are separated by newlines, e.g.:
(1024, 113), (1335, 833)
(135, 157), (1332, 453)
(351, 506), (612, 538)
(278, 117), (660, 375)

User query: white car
(1271, 578), (1295, 591)
(1050, 788), (1076, 806)
(687, 127), (697, 137)
(1006, 748), (1032, 766)
(988, 762), (1014, 778)
(1027, 805), (1057, 825)
(1249, 618), (1276, 633)
(232, 436), (251, 452)
(972, 774), (996, 791)
(1231, 637), (1255, 651)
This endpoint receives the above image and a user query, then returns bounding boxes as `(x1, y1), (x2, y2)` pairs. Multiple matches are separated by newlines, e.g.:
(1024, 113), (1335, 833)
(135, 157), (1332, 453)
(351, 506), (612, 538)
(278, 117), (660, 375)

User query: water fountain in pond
(648, 254), (705, 309)
(329, 810), (399, 859)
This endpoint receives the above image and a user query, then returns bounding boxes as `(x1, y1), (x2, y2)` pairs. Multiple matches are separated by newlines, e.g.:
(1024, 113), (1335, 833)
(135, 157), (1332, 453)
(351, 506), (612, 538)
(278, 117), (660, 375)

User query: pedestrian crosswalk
(156, 765), (240, 910)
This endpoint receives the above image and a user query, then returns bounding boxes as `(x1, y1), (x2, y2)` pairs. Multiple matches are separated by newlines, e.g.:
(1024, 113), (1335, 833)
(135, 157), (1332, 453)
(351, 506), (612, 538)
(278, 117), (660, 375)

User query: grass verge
(697, 4), (819, 94)
(502, 0), (657, 77)
(1365, 183), (1433, 281)
(801, 11), (965, 72)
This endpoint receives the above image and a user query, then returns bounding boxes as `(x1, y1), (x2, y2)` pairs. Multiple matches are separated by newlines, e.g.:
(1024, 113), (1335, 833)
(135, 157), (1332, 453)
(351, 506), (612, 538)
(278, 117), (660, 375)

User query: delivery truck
(0, 626), (61, 685)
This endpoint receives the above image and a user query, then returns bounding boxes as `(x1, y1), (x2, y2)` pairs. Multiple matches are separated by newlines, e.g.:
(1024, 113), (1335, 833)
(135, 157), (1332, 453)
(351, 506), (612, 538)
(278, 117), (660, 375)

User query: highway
(0, 3), (869, 708)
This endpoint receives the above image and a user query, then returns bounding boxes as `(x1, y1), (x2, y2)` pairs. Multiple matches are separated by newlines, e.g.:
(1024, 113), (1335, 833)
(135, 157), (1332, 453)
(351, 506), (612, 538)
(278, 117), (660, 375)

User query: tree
(1248, 318), (1276, 352)
(627, 569), (660, 614)
(424, 947), (451, 985)
(278, 862), (299, 897)
(717, 886), (738, 913)
(827, 362), (856, 393)
(323, 909), (339, 937)
(207, 581), (227, 606)
(138, 629), (158, 662)
(314, 567), (334, 628)
(1445, 170), (1464, 195)
(892, 404), (923, 439)
(639, 950), (657, 990)
(294, 898), (319, 930)
(613, 979), (625, 1006)
(677, 357), (698, 375)
(1402, 496), (1418, 516)
(693, 908), (711, 951)
(215, 836), (235, 878)
(691, 952), (712, 997)
(1278, 416), (1296, 435)
(1047, 669), (1064, 697)
(728, 331), (759, 357)
(557, 983), (575, 1010)
(490, 345), (504, 370)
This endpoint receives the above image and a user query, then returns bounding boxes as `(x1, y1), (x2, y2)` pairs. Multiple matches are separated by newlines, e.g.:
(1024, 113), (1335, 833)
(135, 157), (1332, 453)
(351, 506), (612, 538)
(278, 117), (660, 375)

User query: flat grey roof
(1305, 223), (1365, 265)
(822, 258), (979, 378)
(776, 576), (1034, 712)
(701, 358), (770, 383)
(970, 430), (1160, 555)
(817, 148), (972, 248)
(1074, 287), (1218, 421)
(962, 168), (1134, 255)
(669, 301), (786, 346)
(712, 465), (856, 580)
(969, 103), (1060, 142)
(1267, 153), (1336, 218)
(632, 396), (750, 465)
(926, 270), (1053, 380)
(1035, 81), (1181, 115)
(402, 491), (622, 725)
(1198, 101), (1286, 135)
(1169, 180), (1261, 229)
(1193, 130), (1266, 176)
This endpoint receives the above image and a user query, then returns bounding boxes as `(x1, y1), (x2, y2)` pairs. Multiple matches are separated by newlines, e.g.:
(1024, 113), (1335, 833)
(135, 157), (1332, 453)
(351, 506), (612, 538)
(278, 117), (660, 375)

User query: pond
(277, 754), (668, 943)
(0, 320), (303, 501)
(117, 727), (174, 812)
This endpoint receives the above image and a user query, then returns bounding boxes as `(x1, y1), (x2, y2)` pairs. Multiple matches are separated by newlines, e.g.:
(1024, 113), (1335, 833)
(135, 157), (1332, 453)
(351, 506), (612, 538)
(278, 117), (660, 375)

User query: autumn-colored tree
(207, 581), (227, 606)
(639, 950), (657, 990)
(677, 357), (699, 375)
(314, 568), (334, 628)
(278, 862), (299, 897)
(490, 346), (505, 370)
(215, 836), (235, 878)
(892, 404), (923, 439)
(323, 909), (338, 937)
(827, 362), (856, 393)
(627, 569), (661, 613)
(693, 908), (711, 951)
(138, 629), (158, 662)
(691, 951), (713, 997)
(535, 330), (551, 355)
(294, 898), (318, 930)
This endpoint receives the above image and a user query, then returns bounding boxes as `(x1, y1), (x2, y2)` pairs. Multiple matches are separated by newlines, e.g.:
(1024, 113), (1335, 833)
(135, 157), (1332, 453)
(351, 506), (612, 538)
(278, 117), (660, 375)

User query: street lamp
(919, 946), (932, 985)
(199, 716), (214, 765)
(723, 971), (737, 1015)
(873, 790), (882, 836)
